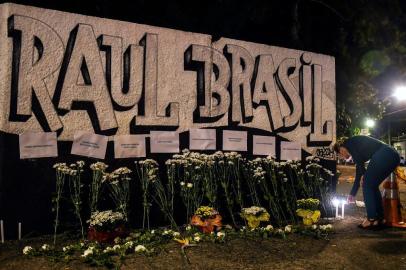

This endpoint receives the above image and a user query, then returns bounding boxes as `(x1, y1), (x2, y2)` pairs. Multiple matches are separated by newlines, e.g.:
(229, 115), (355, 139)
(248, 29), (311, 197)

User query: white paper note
(19, 132), (58, 159)
(71, 131), (108, 159)
(189, 129), (216, 150)
(253, 135), (276, 156)
(280, 141), (301, 161)
(114, 135), (146, 158)
(222, 130), (247, 151)
(150, 131), (179, 153)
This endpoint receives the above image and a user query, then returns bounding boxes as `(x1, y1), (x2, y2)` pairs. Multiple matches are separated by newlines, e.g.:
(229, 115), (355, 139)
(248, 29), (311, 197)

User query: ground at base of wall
(1, 206), (406, 270)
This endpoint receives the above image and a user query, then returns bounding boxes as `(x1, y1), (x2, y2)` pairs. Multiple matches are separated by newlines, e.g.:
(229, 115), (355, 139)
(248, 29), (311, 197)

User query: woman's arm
(350, 163), (366, 196)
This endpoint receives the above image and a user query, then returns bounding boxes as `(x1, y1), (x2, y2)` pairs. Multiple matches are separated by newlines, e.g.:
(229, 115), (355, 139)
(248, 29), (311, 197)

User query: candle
(336, 205), (339, 218)
(18, 222), (21, 240)
(341, 202), (345, 218)
(1, 220), (4, 243)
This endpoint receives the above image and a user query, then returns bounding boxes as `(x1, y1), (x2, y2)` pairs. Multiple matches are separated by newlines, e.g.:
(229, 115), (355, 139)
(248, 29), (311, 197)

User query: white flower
(194, 236), (201, 242)
(81, 247), (95, 257)
(151, 230), (155, 234)
(326, 224), (333, 230)
(135, 245), (146, 253)
(124, 241), (134, 249)
(173, 232), (180, 237)
(186, 225), (192, 231)
(180, 181), (185, 186)
(312, 224), (318, 230)
(23, 246), (33, 255)
(112, 245), (121, 251)
(284, 225), (292, 233)
(216, 231), (225, 238)
(41, 244), (50, 251)
(187, 183), (193, 188)
(265, 225), (274, 231)
(103, 247), (114, 253)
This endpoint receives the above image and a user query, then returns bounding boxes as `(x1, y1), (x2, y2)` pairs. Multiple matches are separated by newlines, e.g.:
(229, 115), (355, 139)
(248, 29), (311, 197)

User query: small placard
(222, 130), (247, 151)
(114, 135), (146, 158)
(71, 131), (108, 159)
(253, 135), (276, 156)
(19, 132), (58, 159)
(189, 129), (216, 150)
(150, 131), (179, 153)
(280, 141), (301, 161)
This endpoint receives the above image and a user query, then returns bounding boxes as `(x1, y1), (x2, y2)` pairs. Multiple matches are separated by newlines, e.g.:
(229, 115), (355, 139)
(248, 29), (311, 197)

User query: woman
(333, 135), (400, 229)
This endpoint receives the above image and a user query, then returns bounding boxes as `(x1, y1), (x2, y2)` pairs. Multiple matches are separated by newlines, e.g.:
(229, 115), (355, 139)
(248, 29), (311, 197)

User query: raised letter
(225, 44), (254, 122)
(277, 58), (302, 128)
(136, 33), (179, 126)
(309, 64), (333, 142)
(99, 35), (143, 108)
(252, 55), (283, 130)
(9, 15), (63, 130)
(57, 24), (117, 130)
(189, 45), (230, 117)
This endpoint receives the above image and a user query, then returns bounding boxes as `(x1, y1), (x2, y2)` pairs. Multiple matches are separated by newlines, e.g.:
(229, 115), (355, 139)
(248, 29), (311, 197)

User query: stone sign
(0, 3), (336, 154)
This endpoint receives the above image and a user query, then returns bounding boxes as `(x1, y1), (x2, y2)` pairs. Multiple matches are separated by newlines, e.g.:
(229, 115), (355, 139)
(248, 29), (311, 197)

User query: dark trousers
(363, 146), (400, 219)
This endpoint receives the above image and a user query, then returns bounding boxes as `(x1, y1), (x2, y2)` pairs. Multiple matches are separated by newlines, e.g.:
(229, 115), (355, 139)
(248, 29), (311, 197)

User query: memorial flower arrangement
(135, 159), (159, 229)
(87, 210), (126, 243)
(240, 206), (270, 229)
(52, 162), (70, 245)
(296, 198), (321, 226)
(68, 161), (85, 239)
(102, 167), (132, 221)
(89, 162), (108, 213)
(191, 206), (222, 233)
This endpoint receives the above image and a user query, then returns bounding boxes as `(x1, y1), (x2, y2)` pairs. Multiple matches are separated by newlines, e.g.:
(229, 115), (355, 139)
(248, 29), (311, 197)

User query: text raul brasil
(0, 4), (335, 148)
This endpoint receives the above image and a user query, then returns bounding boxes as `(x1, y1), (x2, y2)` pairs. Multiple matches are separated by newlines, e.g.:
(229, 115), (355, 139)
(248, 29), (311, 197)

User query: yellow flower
(243, 212), (270, 229)
(296, 209), (320, 225)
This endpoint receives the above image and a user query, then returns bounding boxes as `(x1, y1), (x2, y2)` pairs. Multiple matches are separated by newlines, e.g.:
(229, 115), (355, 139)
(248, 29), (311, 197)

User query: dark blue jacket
(343, 136), (385, 196)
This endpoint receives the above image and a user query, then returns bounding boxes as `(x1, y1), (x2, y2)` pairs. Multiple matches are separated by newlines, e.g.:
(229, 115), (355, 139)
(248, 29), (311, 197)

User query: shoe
(358, 218), (380, 230)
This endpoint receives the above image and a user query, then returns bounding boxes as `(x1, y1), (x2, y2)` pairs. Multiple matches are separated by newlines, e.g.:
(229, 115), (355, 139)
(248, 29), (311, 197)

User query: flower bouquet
(240, 206), (270, 229)
(87, 210), (127, 243)
(191, 206), (222, 233)
(296, 198), (321, 226)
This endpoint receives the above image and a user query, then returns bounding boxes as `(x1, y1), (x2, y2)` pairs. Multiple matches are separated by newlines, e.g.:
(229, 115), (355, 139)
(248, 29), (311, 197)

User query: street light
(386, 85), (406, 145)
(393, 86), (406, 101)
(365, 118), (375, 128)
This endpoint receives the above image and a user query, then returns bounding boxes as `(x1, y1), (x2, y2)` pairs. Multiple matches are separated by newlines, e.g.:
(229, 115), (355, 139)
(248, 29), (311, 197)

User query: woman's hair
(332, 137), (348, 153)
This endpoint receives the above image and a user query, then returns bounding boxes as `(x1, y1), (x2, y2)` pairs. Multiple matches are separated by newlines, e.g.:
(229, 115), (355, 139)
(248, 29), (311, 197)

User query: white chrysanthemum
(284, 225), (292, 233)
(265, 224), (274, 231)
(194, 236), (201, 242)
(187, 183), (193, 188)
(23, 246), (33, 255)
(81, 247), (95, 257)
(216, 231), (225, 238)
(135, 245), (147, 253)
(41, 244), (50, 251)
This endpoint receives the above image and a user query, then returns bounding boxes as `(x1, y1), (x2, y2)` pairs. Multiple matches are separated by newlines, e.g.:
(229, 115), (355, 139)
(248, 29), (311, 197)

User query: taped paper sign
(71, 131), (108, 159)
(189, 129), (216, 150)
(150, 131), (179, 153)
(223, 130), (247, 152)
(280, 141), (301, 161)
(253, 135), (275, 156)
(19, 132), (57, 159)
(114, 135), (146, 158)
